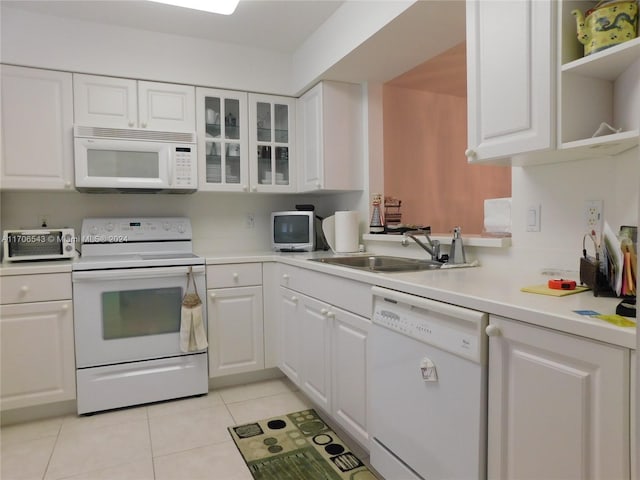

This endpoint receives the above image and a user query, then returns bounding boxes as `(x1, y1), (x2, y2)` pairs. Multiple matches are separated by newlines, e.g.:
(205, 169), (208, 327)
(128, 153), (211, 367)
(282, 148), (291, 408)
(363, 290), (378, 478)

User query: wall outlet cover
(584, 200), (603, 234)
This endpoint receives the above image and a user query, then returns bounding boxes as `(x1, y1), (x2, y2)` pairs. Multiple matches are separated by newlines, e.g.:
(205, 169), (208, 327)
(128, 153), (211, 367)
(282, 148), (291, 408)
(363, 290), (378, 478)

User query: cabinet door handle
(290, 296), (298, 303)
(64, 181), (72, 188)
(464, 148), (477, 159)
(485, 324), (501, 337)
(128, 121), (135, 128)
(242, 185), (248, 192)
(209, 292), (216, 299)
(326, 311), (335, 318)
(282, 274), (289, 280)
(141, 122), (147, 128)
(232, 272), (239, 280)
(19, 285), (29, 294)
(61, 303), (69, 311)
(321, 308), (329, 315)
(251, 186), (257, 192)
(316, 182), (321, 188)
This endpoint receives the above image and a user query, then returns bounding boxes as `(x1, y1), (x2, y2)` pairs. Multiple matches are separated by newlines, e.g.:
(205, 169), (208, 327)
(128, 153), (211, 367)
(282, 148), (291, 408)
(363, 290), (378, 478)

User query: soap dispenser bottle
(449, 226), (466, 264)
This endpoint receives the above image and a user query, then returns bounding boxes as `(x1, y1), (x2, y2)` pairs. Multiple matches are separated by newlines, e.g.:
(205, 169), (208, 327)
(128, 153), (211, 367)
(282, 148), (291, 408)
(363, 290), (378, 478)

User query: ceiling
(1, 0), (344, 54)
(3, 0), (467, 92)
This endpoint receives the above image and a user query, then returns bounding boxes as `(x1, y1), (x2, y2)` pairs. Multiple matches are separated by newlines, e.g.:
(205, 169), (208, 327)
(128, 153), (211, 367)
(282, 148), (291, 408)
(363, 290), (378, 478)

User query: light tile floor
(0, 377), (322, 480)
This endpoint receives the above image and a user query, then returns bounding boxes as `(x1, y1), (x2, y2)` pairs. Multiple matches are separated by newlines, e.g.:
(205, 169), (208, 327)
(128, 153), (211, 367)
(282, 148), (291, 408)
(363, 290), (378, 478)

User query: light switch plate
(526, 204), (541, 232)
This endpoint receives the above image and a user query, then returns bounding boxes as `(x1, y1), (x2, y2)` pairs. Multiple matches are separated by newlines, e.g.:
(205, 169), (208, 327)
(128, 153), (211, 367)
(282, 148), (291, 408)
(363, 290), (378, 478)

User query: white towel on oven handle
(180, 303), (208, 352)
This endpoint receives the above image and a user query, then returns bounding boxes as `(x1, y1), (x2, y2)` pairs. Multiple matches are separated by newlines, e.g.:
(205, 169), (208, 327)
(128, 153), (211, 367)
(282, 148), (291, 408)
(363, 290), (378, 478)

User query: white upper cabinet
(196, 87), (249, 192)
(74, 74), (195, 132)
(466, 0), (639, 165)
(248, 94), (296, 193)
(466, 0), (555, 164)
(558, 1), (639, 157)
(1, 65), (75, 191)
(297, 81), (363, 192)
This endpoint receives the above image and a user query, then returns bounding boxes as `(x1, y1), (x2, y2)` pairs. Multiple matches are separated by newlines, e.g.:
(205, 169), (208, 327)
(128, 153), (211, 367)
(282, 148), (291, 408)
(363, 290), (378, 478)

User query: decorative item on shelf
(384, 196), (402, 226)
(572, 0), (639, 57)
(225, 113), (236, 127)
(369, 193), (385, 234)
(592, 121), (623, 137)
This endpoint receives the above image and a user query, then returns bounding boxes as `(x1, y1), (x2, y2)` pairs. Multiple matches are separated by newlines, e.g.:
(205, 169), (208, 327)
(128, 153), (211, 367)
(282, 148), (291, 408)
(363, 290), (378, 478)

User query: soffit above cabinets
(1, 0), (343, 54)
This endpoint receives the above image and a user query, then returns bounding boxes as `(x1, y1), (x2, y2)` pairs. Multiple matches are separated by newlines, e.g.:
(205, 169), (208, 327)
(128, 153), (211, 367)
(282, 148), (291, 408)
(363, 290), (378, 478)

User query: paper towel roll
(334, 211), (359, 253)
(484, 197), (512, 234)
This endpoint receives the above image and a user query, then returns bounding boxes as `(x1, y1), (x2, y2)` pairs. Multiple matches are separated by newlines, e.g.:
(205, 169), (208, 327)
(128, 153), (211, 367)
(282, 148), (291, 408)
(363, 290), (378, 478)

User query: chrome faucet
(402, 230), (441, 262)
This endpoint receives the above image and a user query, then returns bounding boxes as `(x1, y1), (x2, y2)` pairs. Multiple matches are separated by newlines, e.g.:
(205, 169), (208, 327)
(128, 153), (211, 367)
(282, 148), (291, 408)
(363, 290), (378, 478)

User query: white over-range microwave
(74, 126), (197, 193)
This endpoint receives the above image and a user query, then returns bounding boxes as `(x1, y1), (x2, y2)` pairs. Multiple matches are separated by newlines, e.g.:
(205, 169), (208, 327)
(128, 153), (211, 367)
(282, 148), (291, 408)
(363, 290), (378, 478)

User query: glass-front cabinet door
(196, 88), (248, 191)
(249, 94), (296, 192)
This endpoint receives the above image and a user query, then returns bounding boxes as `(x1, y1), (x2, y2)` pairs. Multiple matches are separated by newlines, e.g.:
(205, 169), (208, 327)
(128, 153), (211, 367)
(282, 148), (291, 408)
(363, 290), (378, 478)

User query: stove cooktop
(74, 217), (202, 270)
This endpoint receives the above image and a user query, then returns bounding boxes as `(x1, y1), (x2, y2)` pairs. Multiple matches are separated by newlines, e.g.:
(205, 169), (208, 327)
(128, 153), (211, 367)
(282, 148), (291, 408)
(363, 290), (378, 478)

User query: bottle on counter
(369, 193), (385, 234)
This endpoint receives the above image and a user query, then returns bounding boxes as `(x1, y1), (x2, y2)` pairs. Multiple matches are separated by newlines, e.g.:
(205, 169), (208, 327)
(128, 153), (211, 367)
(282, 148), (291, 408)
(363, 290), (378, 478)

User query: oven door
(72, 265), (206, 368)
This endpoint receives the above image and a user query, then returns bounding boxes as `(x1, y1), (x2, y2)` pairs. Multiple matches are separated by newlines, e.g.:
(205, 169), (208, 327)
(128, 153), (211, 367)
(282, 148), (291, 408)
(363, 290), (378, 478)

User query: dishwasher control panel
(373, 295), (486, 363)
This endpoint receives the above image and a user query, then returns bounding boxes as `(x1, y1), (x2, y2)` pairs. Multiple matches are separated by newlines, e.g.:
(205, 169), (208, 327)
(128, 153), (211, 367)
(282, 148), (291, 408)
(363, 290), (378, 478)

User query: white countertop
(202, 250), (636, 349)
(0, 259), (73, 275)
(2, 252), (634, 349)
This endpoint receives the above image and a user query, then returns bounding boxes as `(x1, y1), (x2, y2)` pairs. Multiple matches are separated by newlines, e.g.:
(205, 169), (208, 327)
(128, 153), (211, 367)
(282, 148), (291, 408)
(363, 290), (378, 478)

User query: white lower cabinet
(298, 293), (332, 412)
(278, 265), (371, 448)
(206, 263), (264, 377)
(487, 315), (630, 479)
(632, 350), (637, 480)
(0, 273), (75, 410)
(278, 287), (302, 384)
(331, 305), (370, 447)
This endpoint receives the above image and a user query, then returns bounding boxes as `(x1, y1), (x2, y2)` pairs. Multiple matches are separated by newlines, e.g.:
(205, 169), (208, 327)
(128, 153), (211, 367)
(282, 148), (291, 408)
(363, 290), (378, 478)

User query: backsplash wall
(0, 191), (366, 255)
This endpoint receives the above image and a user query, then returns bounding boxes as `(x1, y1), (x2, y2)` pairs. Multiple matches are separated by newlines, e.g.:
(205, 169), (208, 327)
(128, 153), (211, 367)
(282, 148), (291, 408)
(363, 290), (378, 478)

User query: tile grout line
(41, 419), (64, 480)
(144, 406), (158, 480)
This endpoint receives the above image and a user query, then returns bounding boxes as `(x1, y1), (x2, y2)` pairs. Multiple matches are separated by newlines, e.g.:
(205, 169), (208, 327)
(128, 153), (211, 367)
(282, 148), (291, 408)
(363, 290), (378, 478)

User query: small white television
(271, 211), (315, 252)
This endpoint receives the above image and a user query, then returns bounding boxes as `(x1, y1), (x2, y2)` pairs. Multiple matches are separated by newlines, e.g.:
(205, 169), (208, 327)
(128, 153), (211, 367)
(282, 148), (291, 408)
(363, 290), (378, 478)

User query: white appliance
(2, 228), (75, 261)
(74, 126), (197, 193)
(369, 286), (488, 480)
(72, 217), (207, 414)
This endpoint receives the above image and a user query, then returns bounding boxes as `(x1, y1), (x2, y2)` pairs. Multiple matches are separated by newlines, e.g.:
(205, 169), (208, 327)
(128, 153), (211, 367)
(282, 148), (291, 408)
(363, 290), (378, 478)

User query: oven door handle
(73, 265), (205, 281)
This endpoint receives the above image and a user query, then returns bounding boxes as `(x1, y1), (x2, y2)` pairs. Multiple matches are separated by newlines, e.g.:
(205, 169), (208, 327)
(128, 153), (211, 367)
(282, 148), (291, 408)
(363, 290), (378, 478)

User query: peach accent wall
(383, 85), (511, 234)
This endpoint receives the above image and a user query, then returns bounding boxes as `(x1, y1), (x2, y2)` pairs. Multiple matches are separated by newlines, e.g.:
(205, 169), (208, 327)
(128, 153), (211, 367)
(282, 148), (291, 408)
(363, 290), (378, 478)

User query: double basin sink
(309, 255), (442, 273)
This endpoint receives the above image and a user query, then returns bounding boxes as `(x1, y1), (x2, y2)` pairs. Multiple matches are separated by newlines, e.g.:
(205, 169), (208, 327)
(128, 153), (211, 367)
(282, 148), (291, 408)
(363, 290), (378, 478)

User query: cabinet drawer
(206, 263), (262, 288)
(280, 265), (371, 318)
(0, 273), (72, 304)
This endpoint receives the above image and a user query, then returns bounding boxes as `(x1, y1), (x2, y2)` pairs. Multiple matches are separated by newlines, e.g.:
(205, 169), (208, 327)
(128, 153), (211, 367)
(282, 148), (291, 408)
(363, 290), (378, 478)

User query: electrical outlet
(37, 214), (50, 228)
(584, 200), (603, 234)
(245, 213), (255, 229)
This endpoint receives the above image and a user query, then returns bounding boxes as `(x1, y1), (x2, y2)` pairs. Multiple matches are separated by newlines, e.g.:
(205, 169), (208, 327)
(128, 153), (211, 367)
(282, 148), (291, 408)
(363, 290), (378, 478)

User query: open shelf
(362, 233), (511, 248)
(561, 37), (640, 80)
(560, 129), (639, 155)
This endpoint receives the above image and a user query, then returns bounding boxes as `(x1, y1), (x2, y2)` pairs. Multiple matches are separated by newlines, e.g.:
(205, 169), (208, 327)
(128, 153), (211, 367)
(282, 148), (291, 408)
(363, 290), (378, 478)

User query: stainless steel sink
(309, 255), (443, 273)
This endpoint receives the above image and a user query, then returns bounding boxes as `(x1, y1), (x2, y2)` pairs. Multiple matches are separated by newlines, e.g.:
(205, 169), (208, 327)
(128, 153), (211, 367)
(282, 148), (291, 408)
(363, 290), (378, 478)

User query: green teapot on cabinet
(572, 0), (638, 56)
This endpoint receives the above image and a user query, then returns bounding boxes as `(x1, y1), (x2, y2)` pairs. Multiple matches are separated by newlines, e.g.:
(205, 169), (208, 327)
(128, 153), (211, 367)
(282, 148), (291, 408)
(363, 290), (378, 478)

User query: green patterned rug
(228, 409), (378, 480)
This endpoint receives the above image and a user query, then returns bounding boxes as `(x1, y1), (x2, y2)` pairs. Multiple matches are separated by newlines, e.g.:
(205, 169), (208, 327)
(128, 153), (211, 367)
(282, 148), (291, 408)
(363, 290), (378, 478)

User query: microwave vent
(74, 126), (195, 143)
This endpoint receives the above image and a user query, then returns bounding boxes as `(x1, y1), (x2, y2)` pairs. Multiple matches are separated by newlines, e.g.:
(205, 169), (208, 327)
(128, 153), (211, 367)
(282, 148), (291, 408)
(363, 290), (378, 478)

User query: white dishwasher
(369, 286), (488, 480)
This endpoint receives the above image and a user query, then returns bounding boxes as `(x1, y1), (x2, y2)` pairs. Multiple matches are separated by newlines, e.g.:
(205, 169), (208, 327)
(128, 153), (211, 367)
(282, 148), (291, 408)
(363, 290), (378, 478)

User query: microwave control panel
(174, 146), (196, 187)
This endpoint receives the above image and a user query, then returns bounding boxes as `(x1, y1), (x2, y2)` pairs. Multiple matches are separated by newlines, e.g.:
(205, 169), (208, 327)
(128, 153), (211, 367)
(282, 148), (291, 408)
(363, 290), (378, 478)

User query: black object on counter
(616, 297), (636, 318)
